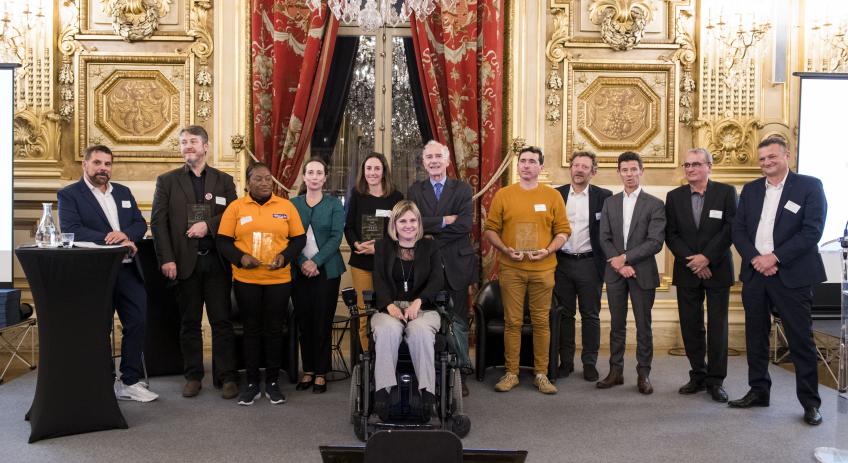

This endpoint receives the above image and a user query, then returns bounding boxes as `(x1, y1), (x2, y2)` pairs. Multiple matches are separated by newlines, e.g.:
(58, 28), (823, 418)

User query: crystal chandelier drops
(306, 0), (457, 32)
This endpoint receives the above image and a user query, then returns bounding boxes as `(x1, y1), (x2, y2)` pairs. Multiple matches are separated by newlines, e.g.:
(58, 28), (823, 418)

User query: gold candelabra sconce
(809, 16), (848, 72)
(704, 9), (771, 89)
(1, 0), (46, 65)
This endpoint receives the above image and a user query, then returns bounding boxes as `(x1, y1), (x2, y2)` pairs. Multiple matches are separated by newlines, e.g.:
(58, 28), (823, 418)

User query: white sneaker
(115, 381), (159, 402)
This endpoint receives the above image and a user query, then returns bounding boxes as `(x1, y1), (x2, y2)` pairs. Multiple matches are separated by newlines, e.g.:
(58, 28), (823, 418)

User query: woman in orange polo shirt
(217, 162), (305, 406)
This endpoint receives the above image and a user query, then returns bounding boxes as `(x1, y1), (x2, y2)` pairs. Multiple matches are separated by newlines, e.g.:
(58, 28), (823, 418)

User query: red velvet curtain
(411, 0), (504, 280)
(251, 1), (339, 194)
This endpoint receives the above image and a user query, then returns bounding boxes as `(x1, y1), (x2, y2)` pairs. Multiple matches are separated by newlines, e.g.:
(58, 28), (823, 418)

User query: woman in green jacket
(291, 157), (346, 393)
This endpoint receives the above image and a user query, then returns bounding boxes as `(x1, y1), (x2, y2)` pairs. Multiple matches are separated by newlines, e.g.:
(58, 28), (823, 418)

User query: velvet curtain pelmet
(411, 0), (505, 281)
(250, 1), (339, 194)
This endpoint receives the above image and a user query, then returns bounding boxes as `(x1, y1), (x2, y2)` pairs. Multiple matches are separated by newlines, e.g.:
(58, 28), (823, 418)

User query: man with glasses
(665, 148), (737, 403)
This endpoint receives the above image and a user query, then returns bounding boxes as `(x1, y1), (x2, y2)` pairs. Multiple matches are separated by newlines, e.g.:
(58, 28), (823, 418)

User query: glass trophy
(361, 215), (384, 242)
(187, 203), (212, 226)
(514, 222), (539, 252)
(252, 232), (277, 265)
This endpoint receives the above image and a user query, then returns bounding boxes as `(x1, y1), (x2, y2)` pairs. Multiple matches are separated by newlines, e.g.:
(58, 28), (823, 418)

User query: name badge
(709, 209), (722, 219)
(784, 200), (800, 214)
(215, 196), (226, 206)
(375, 209), (391, 218)
(595, 212), (602, 221)
(240, 216), (253, 225)
(534, 204), (547, 212)
(121, 200), (131, 209)
(272, 213), (288, 219)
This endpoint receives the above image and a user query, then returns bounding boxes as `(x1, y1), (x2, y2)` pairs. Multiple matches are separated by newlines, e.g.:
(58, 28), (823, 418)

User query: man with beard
(151, 125), (239, 399)
(407, 140), (477, 396)
(58, 145), (159, 402)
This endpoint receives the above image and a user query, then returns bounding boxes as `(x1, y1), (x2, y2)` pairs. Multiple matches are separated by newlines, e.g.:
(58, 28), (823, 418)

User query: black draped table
(16, 246), (129, 443)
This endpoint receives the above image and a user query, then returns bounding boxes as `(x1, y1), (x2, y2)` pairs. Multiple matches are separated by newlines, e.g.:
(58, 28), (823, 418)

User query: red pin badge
(204, 193), (213, 201)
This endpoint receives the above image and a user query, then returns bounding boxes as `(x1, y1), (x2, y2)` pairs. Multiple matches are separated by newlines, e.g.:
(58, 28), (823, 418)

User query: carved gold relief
(693, 118), (764, 168)
(103, 0), (173, 41)
(588, 0), (656, 51)
(13, 110), (62, 160)
(666, 10), (696, 125)
(565, 61), (677, 167)
(187, 0), (213, 121)
(59, 0), (83, 123)
(577, 77), (659, 149)
(94, 70), (180, 143)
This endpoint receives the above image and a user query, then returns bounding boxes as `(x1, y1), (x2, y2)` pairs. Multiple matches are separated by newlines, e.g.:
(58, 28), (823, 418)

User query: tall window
(320, 27), (428, 200)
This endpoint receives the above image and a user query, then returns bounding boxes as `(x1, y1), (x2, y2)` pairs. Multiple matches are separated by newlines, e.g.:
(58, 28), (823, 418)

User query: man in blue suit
(58, 145), (158, 403)
(730, 136), (827, 425)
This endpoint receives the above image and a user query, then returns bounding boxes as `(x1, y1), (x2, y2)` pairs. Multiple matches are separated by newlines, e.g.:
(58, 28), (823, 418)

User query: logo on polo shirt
(272, 213), (288, 219)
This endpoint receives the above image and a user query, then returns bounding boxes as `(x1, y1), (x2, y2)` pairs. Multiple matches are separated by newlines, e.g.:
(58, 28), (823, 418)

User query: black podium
(16, 246), (129, 443)
(136, 239), (183, 376)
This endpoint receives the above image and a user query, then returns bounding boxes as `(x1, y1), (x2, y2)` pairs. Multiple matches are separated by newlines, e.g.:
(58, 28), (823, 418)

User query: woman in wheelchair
(371, 200), (444, 420)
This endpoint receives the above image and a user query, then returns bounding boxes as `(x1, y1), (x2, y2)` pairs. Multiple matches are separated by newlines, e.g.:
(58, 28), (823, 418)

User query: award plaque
(187, 203), (212, 226)
(251, 232), (277, 265)
(514, 222), (539, 251)
(360, 215), (384, 242)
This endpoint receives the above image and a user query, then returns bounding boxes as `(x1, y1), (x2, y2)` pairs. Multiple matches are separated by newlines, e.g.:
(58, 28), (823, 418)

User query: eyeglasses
(682, 162), (711, 169)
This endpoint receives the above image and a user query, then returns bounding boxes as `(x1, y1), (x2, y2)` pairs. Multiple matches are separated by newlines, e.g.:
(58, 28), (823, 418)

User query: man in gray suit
(407, 140), (477, 396)
(597, 151), (666, 394)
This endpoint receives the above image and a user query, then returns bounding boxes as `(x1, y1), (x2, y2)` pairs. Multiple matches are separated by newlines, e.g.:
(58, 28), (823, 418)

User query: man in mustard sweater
(484, 146), (571, 394)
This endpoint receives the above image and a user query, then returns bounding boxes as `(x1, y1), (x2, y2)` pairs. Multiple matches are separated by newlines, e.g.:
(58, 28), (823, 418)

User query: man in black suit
(151, 125), (239, 399)
(730, 136), (827, 425)
(553, 151), (611, 382)
(665, 148), (737, 403)
(407, 140), (477, 396)
(597, 151), (665, 394)
(58, 145), (158, 402)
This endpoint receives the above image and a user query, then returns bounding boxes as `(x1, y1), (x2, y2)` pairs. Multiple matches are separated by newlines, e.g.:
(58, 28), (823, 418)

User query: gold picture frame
(563, 60), (678, 168)
(77, 53), (193, 161)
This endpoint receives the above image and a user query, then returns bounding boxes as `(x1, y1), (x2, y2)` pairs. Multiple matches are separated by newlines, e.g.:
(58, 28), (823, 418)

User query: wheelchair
(343, 287), (471, 442)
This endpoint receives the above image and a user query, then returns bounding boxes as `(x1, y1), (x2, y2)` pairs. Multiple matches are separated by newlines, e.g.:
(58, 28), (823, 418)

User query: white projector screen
(796, 73), (848, 282)
(0, 65), (15, 288)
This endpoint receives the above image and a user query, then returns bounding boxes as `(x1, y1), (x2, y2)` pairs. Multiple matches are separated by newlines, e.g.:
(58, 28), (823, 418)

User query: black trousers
(233, 280), (291, 384)
(553, 254), (602, 368)
(606, 277), (655, 375)
(112, 263), (147, 385)
(676, 285), (729, 386)
(175, 251), (236, 383)
(292, 267), (340, 376)
(742, 272), (820, 408)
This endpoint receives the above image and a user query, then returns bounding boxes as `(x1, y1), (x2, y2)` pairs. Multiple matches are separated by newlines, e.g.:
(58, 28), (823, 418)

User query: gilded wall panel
(78, 54), (191, 161)
(79, 0), (193, 40)
(565, 61), (678, 167)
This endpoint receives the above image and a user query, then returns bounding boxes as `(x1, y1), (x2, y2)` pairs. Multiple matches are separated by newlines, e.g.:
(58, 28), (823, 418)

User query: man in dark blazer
(407, 140), (477, 396)
(730, 136), (827, 425)
(150, 125), (239, 399)
(553, 151), (612, 382)
(597, 151), (665, 394)
(58, 144), (158, 403)
(666, 148), (737, 403)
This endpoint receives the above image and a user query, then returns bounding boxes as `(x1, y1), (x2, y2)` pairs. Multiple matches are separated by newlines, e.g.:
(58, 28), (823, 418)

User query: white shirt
(561, 187), (591, 253)
(622, 187), (641, 249)
(754, 171), (788, 256)
(303, 225), (319, 259)
(83, 175), (121, 233)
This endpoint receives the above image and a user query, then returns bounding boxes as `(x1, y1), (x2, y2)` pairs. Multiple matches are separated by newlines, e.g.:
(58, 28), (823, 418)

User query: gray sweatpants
(371, 310), (440, 394)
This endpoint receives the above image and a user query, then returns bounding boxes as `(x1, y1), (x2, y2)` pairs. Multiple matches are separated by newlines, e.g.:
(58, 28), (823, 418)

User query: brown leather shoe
(596, 371), (623, 389)
(182, 379), (202, 398)
(221, 381), (238, 399)
(637, 374), (653, 395)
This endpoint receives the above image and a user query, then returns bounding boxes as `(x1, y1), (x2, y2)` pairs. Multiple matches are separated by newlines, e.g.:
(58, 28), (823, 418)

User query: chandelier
(705, 10), (771, 88)
(1, 0), (46, 64)
(306, 0), (457, 32)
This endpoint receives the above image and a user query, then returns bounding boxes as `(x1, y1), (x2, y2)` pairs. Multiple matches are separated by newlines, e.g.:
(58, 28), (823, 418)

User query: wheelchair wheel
(450, 414), (471, 438)
(353, 415), (366, 441)
(450, 368), (463, 415)
(349, 363), (361, 424)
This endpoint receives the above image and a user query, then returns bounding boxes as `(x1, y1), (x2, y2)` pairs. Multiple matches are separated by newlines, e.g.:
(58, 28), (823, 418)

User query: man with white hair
(407, 140), (477, 396)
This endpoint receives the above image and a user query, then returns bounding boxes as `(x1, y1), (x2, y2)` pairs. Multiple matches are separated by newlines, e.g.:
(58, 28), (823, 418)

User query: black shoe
(374, 389), (391, 422)
(557, 362), (574, 378)
(421, 390), (437, 421)
(707, 385), (728, 403)
(583, 364), (599, 382)
(266, 382), (286, 404)
(313, 377), (327, 394)
(728, 390), (769, 408)
(678, 380), (706, 395)
(238, 383), (261, 406)
(803, 406), (822, 425)
(295, 375), (314, 391)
